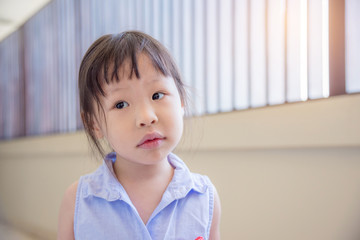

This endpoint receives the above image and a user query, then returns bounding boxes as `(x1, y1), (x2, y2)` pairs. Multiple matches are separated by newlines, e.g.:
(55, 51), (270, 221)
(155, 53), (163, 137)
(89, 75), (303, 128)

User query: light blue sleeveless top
(74, 152), (214, 240)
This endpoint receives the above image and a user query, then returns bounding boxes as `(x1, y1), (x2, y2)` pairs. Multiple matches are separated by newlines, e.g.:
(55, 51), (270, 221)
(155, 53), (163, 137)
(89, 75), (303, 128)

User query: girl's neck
(113, 155), (174, 185)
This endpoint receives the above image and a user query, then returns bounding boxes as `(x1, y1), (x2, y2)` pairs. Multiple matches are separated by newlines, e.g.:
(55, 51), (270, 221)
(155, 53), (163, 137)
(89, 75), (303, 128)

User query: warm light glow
(322, 0), (330, 98)
(300, 0), (308, 101)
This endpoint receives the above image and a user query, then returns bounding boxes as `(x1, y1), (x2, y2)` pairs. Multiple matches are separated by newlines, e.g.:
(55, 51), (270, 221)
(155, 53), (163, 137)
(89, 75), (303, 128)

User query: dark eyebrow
(147, 78), (163, 84)
(105, 86), (128, 97)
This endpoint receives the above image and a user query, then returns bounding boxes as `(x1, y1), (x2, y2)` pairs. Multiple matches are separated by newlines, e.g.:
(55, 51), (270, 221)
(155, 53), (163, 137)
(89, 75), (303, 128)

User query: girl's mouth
(137, 132), (165, 149)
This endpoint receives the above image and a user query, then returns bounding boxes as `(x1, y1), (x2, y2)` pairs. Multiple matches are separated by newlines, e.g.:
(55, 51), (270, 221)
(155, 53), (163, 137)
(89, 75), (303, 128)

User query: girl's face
(94, 54), (184, 166)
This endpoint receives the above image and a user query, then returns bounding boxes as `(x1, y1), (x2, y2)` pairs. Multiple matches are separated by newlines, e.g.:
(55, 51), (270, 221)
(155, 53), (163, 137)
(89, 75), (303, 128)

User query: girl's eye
(152, 92), (164, 100)
(115, 101), (129, 109)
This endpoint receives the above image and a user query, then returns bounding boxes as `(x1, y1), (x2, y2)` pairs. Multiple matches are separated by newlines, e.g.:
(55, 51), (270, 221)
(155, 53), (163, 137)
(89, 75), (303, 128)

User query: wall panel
(0, 0), (359, 139)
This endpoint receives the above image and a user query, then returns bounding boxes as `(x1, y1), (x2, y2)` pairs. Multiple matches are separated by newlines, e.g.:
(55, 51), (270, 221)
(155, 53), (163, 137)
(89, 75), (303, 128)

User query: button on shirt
(74, 152), (214, 240)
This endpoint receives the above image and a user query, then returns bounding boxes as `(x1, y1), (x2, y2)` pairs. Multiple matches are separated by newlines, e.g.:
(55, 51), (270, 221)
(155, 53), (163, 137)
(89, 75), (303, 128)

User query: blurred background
(0, 0), (359, 239)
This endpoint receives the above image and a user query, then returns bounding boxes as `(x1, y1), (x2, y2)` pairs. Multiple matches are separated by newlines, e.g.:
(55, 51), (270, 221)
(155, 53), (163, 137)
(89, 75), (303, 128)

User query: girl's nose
(136, 106), (158, 128)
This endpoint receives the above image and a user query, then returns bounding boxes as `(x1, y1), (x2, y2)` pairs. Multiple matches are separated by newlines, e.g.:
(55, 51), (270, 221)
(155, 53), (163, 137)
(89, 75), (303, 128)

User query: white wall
(0, 94), (359, 239)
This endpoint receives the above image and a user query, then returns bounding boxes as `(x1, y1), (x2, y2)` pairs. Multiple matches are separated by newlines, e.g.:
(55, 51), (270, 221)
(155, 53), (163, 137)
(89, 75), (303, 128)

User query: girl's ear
(93, 119), (104, 139)
(181, 101), (185, 116)
(81, 112), (103, 139)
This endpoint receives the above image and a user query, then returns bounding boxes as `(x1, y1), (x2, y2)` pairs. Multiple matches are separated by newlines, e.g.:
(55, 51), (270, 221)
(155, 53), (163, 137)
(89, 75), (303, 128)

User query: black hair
(78, 31), (188, 158)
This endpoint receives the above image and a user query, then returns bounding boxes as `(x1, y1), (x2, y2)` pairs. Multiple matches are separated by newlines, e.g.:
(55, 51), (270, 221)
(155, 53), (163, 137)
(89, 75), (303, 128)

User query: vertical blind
(0, 0), (359, 140)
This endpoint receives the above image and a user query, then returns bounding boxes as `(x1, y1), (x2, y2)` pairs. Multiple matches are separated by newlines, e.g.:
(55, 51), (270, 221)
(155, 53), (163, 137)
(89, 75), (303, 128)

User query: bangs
(85, 32), (176, 99)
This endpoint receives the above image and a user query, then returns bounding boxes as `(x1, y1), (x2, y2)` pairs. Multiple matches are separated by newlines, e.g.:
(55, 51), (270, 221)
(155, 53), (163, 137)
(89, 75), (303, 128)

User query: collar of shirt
(81, 152), (209, 205)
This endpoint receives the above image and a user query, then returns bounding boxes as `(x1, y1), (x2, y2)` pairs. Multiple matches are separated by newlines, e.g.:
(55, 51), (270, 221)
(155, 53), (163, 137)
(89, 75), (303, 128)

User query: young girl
(58, 31), (221, 240)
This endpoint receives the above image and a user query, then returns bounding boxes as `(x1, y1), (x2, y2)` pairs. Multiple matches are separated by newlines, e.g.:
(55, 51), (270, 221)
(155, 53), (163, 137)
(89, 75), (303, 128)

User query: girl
(58, 31), (221, 240)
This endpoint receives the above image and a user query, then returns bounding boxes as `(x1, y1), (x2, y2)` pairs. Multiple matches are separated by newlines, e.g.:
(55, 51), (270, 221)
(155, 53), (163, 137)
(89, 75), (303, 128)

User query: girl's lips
(137, 138), (164, 149)
(137, 132), (165, 149)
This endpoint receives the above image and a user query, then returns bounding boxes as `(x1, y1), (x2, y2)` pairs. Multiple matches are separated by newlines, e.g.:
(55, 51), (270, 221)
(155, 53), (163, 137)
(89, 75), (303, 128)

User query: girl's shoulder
(62, 181), (79, 205)
(57, 181), (78, 240)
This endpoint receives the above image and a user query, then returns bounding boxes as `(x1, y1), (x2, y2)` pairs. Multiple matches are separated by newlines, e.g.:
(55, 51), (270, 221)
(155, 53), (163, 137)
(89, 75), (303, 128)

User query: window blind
(0, 0), (359, 139)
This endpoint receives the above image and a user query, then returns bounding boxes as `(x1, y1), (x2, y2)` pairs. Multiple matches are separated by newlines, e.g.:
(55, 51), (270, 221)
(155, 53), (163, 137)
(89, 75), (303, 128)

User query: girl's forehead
(101, 55), (169, 92)
(104, 53), (159, 81)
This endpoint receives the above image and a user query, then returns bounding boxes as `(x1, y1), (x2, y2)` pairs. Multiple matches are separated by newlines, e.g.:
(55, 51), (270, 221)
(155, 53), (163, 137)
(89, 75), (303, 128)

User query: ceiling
(0, 0), (51, 42)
